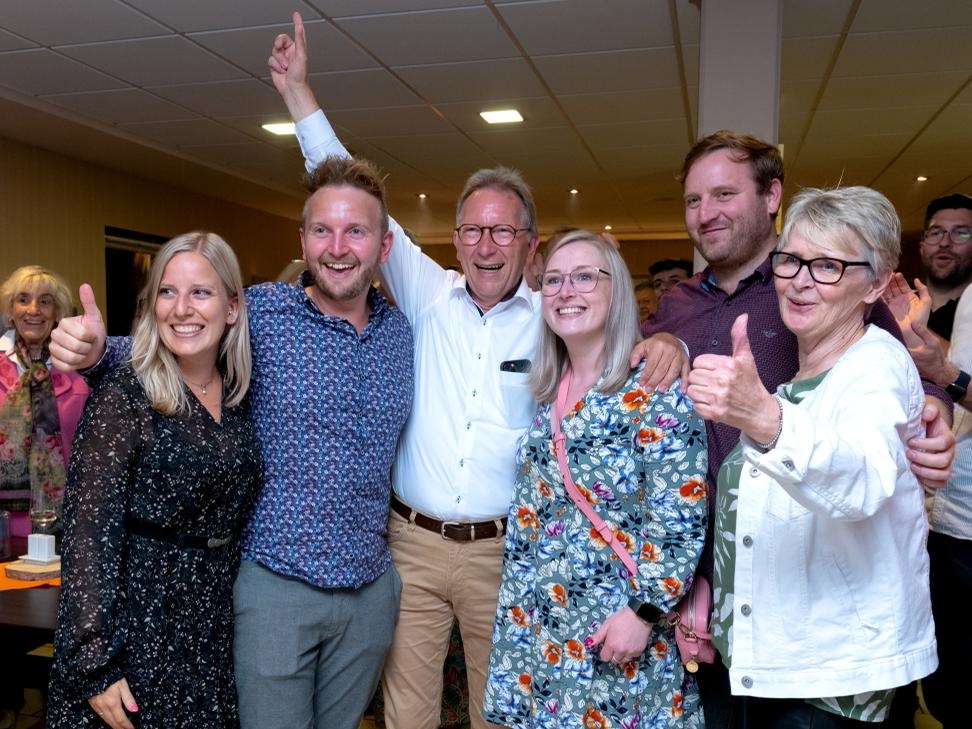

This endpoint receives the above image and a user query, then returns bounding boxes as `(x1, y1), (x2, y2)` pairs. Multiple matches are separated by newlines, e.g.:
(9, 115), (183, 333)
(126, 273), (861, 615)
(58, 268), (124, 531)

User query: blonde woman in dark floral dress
(47, 232), (261, 729)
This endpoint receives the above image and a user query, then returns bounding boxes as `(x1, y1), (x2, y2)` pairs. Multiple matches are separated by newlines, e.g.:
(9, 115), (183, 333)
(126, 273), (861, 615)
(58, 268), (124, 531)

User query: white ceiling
(0, 0), (968, 243)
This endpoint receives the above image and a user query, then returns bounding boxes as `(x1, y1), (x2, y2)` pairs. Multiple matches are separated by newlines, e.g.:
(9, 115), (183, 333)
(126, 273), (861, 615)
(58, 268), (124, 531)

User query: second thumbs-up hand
(686, 313), (780, 442)
(50, 283), (107, 372)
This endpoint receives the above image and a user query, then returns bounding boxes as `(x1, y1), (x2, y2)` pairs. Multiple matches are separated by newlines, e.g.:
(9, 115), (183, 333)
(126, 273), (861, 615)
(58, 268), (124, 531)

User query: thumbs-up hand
(686, 314), (780, 443)
(50, 283), (107, 372)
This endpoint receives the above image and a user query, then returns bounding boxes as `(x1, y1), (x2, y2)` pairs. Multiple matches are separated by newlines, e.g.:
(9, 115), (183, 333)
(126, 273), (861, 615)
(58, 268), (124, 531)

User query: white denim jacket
(726, 326), (938, 698)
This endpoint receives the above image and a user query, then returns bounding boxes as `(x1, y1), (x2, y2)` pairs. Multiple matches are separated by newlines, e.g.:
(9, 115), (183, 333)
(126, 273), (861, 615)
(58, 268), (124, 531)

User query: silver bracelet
(754, 396), (783, 452)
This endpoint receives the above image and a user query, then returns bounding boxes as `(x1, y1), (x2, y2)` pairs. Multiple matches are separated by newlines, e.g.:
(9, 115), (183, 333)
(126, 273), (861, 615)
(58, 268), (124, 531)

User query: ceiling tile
(782, 36), (840, 81)
(59, 36), (248, 86)
(534, 49), (681, 95)
(818, 71), (970, 109)
(335, 6), (518, 65)
(317, 0), (481, 17)
(118, 118), (256, 147)
(306, 68), (420, 109)
(499, 0), (672, 55)
(852, 0), (972, 32)
(0, 48), (125, 95)
(123, 0), (321, 33)
(0, 0), (169, 45)
(782, 0), (855, 38)
(0, 28), (37, 52)
(148, 79), (284, 119)
(559, 89), (689, 124)
(41, 88), (198, 124)
(395, 58), (546, 103)
(834, 28), (972, 77)
(328, 105), (453, 138)
(188, 18), (378, 76)
(465, 126), (586, 158)
(579, 119), (688, 152)
(437, 96), (566, 133)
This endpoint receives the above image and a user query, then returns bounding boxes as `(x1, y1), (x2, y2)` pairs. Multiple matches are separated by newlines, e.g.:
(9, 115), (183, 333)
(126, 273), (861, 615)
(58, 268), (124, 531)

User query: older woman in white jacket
(686, 186), (937, 728)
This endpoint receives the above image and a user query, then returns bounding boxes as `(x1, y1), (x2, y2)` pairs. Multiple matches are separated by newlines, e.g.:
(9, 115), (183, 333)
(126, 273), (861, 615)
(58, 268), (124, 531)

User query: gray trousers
(233, 559), (401, 729)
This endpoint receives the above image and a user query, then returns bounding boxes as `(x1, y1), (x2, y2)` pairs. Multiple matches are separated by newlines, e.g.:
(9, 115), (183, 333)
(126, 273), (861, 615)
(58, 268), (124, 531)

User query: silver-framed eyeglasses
(770, 251), (871, 285)
(539, 266), (612, 296)
(454, 224), (531, 246)
(923, 226), (972, 246)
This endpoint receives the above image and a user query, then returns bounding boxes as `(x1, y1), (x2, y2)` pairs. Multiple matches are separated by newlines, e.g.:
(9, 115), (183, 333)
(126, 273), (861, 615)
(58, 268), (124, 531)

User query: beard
(694, 210), (775, 270)
(308, 257), (380, 303)
(925, 253), (972, 289)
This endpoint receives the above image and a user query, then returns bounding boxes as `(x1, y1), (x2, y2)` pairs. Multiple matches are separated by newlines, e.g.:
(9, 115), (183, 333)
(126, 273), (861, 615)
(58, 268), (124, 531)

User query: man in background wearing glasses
(919, 193), (972, 340)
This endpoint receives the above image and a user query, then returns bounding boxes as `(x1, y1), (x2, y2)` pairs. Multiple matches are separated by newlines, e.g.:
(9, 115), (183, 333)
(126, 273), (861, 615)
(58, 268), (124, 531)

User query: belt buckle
(440, 521), (468, 540)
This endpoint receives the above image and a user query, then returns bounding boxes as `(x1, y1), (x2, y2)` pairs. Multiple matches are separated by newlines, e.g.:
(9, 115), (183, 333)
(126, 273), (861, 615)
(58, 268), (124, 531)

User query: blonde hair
(130, 231), (250, 415)
(531, 230), (640, 403)
(1, 265), (74, 331)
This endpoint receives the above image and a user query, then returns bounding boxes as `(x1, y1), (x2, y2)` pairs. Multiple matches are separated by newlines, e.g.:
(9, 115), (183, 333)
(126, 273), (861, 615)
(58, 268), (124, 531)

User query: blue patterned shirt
(100, 275), (412, 589)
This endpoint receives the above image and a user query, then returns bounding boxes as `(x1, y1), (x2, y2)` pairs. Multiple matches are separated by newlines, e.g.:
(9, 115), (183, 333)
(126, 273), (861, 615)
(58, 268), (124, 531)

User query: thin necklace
(184, 371), (218, 395)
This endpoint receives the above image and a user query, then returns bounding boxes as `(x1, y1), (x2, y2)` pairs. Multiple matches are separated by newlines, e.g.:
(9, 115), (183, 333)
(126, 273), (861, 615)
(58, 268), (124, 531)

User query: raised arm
(268, 12), (449, 316)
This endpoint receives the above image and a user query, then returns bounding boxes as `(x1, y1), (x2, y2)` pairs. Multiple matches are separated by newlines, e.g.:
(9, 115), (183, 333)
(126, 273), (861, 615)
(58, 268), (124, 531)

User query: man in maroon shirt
(643, 130), (955, 728)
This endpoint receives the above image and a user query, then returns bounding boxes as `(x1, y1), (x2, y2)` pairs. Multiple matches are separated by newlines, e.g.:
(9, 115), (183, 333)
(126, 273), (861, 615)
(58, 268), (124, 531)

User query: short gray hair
(779, 186), (901, 279)
(456, 167), (537, 233)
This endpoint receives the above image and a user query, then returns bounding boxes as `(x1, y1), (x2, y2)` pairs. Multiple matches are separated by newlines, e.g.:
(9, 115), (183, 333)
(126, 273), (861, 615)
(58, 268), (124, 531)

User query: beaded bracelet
(754, 395), (783, 452)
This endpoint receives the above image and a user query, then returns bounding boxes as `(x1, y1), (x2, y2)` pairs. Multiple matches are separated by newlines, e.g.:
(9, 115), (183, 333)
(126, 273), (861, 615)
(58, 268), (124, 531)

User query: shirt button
(740, 604), (752, 616)
(466, 421), (471, 430)
(710, 338), (718, 347)
(472, 389), (477, 397)
(742, 535), (753, 547)
(477, 353), (482, 359)
(783, 460), (795, 470)
(749, 466), (759, 478)
(742, 676), (753, 689)
(456, 496), (461, 503)
(459, 459), (465, 467)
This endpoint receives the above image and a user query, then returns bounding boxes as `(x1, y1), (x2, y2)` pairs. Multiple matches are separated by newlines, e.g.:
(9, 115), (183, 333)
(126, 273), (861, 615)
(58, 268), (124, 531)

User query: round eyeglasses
(923, 226), (972, 246)
(770, 251), (870, 285)
(539, 266), (612, 296)
(454, 224), (531, 247)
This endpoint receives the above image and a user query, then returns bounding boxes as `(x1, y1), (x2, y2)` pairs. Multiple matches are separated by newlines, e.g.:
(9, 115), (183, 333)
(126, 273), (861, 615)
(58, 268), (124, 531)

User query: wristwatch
(947, 369), (970, 402)
(627, 597), (665, 624)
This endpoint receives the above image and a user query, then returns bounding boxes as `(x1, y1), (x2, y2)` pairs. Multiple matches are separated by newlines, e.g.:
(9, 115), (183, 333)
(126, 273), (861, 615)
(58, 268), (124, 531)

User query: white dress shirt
(929, 285), (972, 538)
(297, 111), (541, 520)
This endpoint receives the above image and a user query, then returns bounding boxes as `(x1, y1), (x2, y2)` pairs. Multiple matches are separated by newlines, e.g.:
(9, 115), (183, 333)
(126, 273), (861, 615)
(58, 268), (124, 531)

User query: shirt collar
(699, 255), (773, 294)
(448, 273), (538, 314)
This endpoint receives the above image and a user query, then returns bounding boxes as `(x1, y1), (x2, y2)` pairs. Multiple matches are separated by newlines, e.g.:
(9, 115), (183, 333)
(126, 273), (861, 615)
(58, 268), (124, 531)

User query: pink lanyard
(549, 372), (639, 577)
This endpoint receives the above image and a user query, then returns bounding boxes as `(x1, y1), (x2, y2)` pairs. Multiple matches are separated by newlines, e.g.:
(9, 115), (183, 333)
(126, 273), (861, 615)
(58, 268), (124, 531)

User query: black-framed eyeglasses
(770, 251), (871, 285)
(454, 224), (531, 247)
(539, 266), (612, 296)
(923, 226), (972, 246)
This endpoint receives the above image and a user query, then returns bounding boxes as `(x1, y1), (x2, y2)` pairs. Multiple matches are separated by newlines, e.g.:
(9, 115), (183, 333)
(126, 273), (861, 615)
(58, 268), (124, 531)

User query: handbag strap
(550, 372), (639, 576)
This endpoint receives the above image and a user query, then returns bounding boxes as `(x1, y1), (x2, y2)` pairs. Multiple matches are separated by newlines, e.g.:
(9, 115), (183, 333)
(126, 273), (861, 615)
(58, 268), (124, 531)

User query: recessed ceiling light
(603, 225), (613, 231)
(262, 122), (296, 136)
(569, 188), (579, 195)
(916, 175), (928, 182)
(480, 109), (524, 124)
(417, 193), (428, 199)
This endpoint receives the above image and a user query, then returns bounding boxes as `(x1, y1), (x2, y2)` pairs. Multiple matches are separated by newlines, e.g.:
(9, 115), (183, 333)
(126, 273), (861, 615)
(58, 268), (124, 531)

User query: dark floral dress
(47, 364), (262, 728)
(483, 370), (707, 729)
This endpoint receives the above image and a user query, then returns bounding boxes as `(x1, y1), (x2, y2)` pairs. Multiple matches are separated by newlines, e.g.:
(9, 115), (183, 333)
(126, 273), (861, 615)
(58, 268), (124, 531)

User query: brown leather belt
(390, 494), (506, 541)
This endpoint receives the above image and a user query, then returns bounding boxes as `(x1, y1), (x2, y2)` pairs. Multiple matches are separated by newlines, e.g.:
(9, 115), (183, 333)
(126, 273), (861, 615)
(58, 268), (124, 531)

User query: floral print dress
(483, 369), (708, 729)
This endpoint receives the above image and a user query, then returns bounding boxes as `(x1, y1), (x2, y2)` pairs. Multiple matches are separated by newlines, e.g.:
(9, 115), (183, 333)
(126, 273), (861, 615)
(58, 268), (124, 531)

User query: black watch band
(627, 597), (665, 624)
(947, 369), (970, 402)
